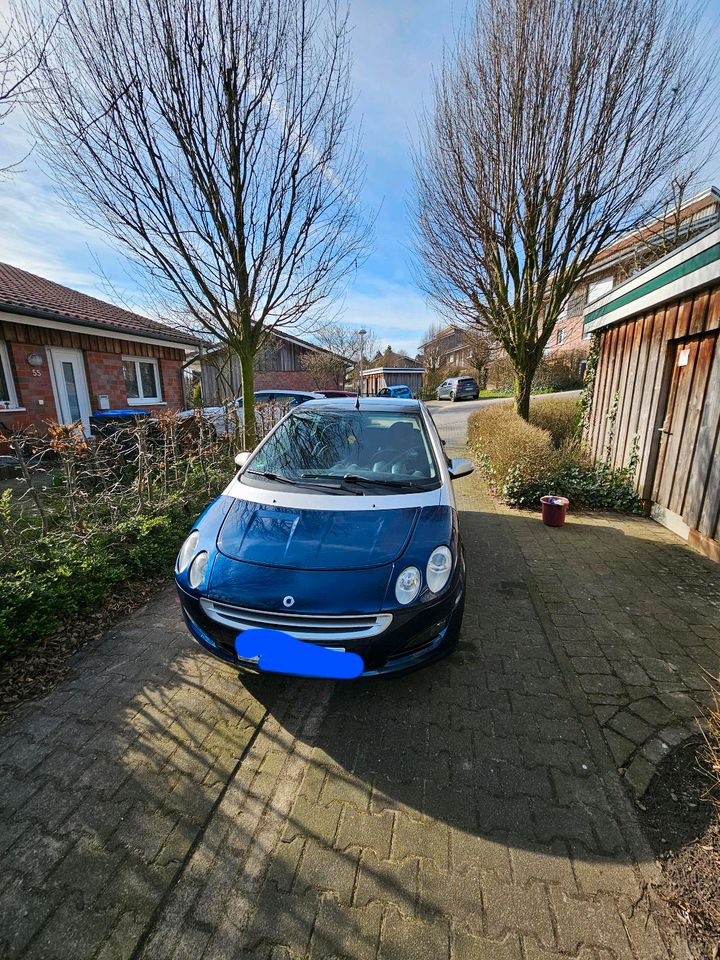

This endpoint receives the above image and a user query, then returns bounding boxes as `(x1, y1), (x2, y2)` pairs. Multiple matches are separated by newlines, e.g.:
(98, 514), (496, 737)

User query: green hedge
(0, 493), (208, 661)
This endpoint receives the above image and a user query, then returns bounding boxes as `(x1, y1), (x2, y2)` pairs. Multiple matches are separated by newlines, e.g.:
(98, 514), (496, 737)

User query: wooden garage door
(652, 331), (720, 540)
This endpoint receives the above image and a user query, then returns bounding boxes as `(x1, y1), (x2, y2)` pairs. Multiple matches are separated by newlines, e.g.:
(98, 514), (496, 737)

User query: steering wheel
(310, 438), (338, 466)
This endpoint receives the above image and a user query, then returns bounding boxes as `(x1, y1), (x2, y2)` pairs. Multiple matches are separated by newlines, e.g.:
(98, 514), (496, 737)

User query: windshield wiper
(340, 474), (432, 490)
(246, 470), (301, 485)
(246, 470), (359, 494)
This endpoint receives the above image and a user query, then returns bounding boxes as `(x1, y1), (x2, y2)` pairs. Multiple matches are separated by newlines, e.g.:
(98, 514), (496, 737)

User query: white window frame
(556, 328), (566, 346)
(0, 341), (20, 410)
(122, 356), (163, 405)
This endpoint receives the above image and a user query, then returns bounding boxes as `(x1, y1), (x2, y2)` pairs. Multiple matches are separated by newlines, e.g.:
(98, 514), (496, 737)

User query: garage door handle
(658, 427), (672, 435)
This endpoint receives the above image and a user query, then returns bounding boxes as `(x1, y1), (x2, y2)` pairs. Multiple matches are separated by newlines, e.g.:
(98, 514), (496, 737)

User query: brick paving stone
(309, 897), (383, 960)
(353, 850), (418, 914)
(294, 838), (359, 904)
(378, 909), (450, 960)
(6, 433), (710, 958)
(451, 930), (522, 960)
(336, 808), (394, 860)
(551, 890), (635, 958)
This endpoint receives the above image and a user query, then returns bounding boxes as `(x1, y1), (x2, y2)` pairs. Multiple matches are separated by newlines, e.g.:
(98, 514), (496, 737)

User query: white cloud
(338, 277), (443, 357)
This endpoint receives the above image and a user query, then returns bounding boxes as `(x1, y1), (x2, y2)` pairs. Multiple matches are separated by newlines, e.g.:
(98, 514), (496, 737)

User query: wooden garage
(583, 224), (720, 562)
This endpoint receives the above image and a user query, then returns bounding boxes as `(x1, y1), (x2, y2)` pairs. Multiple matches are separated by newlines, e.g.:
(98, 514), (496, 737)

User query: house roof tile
(0, 261), (198, 346)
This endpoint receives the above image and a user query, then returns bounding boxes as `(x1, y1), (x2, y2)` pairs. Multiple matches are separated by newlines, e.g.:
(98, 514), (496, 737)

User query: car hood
(216, 499), (420, 570)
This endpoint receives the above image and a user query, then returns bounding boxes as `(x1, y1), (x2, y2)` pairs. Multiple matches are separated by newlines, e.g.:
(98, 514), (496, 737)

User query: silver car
(178, 389), (323, 436)
(436, 376), (480, 402)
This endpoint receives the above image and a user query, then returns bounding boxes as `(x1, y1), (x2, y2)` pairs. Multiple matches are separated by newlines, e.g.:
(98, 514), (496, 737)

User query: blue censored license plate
(235, 628), (364, 679)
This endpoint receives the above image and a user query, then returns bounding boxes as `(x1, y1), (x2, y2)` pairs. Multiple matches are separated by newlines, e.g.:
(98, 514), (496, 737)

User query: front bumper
(176, 556), (465, 678)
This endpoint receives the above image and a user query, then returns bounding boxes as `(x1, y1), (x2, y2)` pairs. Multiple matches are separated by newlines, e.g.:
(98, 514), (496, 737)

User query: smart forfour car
(175, 398), (473, 678)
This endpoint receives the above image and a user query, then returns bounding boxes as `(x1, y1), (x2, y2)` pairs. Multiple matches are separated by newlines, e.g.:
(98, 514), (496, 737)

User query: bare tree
(619, 168), (719, 279)
(0, 13), (53, 177)
(418, 320), (447, 391)
(300, 323), (366, 389)
(414, 0), (716, 419)
(20, 0), (370, 444)
(464, 326), (495, 388)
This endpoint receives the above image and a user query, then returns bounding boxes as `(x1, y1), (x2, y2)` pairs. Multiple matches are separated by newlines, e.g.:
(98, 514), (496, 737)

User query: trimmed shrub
(468, 404), (642, 513)
(529, 395), (581, 447)
(467, 403), (554, 493)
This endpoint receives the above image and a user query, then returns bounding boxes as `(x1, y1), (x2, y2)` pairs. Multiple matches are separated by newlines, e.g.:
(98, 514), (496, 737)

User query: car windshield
(245, 408), (439, 494)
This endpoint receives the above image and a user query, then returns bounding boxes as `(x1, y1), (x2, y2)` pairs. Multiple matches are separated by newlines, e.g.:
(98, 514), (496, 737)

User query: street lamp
(358, 328), (367, 397)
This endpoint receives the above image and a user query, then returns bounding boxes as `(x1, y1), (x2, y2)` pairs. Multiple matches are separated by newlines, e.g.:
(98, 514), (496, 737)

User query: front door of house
(651, 331), (720, 534)
(48, 348), (92, 434)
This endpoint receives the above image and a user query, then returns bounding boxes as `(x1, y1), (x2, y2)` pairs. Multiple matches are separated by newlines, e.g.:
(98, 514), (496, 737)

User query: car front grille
(199, 599), (393, 642)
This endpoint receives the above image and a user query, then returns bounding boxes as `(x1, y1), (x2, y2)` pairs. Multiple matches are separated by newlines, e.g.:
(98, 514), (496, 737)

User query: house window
(582, 328), (592, 340)
(543, 346), (552, 358)
(123, 357), (162, 404)
(0, 341), (19, 409)
(556, 328), (566, 346)
(587, 276), (614, 304)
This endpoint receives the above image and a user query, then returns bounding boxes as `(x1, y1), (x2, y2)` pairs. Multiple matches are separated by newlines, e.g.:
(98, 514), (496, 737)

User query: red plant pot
(540, 495), (569, 527)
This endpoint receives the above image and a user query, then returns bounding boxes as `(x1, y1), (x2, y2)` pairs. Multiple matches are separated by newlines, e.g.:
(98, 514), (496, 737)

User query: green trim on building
(584, 242), (720, 327)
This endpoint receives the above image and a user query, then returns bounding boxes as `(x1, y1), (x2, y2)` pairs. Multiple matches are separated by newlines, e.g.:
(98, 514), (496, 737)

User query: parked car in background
(177, 389), (323, 436)
(436, 376), (479, 402)
(377, 385), (413, 399)
(175, 397), (474, 678)
(317, 389), (357, 398)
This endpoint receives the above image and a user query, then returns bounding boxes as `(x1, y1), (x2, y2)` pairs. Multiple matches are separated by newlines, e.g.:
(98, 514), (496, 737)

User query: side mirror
(448, 457), (474, 480)
(234, 451), (251, 468)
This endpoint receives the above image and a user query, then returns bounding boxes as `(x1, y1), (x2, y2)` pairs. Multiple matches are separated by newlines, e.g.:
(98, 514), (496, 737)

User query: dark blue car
(175, 398), (473, 678)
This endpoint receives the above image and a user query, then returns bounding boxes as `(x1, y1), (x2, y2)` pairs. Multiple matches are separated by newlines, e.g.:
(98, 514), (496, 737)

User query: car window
(245, 409), (439, 494)
(255, 392), (275, 403)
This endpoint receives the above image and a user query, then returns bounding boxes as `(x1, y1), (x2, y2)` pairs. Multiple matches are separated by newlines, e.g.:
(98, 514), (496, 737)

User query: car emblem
(283, 595), (295, 608)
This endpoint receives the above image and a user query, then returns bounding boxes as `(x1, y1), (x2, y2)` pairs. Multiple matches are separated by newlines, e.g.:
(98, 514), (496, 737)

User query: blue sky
(0, 0), (718, 358)
(0, 0), (460, 359)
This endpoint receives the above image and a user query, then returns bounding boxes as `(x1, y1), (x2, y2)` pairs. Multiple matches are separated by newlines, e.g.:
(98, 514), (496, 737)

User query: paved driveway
(0, 408), (717, 960)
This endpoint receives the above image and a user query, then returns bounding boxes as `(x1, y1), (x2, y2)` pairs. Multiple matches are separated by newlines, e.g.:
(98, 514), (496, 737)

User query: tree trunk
(239, 350), (256, 449)
(514, 372), (532, 421)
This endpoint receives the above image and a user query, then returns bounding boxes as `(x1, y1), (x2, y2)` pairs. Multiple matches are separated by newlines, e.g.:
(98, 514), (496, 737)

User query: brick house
(544, 185), (720, 361)
(418, 325), (474, 369)
(0, 262), (197, 435)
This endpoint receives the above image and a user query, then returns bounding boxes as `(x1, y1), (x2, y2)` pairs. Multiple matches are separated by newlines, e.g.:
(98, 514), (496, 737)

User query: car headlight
(188, 551), (209, 589)
(426, 546), (453, 593)
(177, 530), (199, 572)
(395, 566), (421, 605)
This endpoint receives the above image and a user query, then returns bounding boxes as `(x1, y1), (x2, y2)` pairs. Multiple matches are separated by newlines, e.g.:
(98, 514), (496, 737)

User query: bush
(0, 415), (234, 661)
(468, 404), (643, 513)
(486, 349), (586, 394)
(0, 493), (211, 661)
(529, 395), (581, 447)
(468, 403), (554, 491)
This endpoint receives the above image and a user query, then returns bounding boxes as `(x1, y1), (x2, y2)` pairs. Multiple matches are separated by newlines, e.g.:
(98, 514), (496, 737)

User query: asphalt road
(425, 390), (581, 445)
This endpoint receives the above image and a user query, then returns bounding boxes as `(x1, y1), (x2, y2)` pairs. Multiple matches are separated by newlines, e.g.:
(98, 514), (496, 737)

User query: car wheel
(450, 392), (457, 402)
